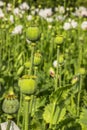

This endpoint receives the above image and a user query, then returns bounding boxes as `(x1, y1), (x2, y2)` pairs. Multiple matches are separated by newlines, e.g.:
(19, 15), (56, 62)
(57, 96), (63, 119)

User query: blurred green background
(5, 0), (87, 7)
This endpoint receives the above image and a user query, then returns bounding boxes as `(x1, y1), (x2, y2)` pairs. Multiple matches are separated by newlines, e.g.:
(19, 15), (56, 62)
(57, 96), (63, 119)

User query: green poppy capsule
(2, 98), (19, 114)
(2, 88), (19, 114)
(34, 52), (42, 66)
(54, 35), (64, 46)
(18, 75), (36, 95)
(26, 26), (41, 42)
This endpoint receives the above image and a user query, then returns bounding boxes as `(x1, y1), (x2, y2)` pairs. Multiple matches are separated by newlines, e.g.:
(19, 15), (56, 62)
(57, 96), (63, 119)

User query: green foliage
(76, 0), (87, 7)
(0, 0), (87, 129)
(43, 102), (66, 124)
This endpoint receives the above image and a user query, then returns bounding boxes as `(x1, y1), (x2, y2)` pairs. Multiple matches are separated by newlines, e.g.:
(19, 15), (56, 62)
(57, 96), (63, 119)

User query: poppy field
(0, 1), (87, 130)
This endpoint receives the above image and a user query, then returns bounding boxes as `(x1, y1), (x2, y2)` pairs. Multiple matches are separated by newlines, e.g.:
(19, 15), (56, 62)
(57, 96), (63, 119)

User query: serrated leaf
(79, 108), (87, 126)
(43, 103), (66, 124)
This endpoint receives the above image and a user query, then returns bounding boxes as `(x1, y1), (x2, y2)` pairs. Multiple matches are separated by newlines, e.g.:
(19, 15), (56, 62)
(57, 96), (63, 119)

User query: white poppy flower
(6, 3), (12, 11)
(0, 9), (4, 18)
(13, 8), (20, 15)
(53, 60), (57, 68)
(58, 6), (65, 14)
(38, 8), (52, 19)
(0, 1), (4, 7)
(9, 15), (14, 23)
(71, 20), (78, 28)
(46, 17), (53, 23)
(27, 15), (32, 21)
(12, 25), (23, 35)
(19, 2), (29, 10)
(81, 21), (87, 30)
(63, 22), (71, 30)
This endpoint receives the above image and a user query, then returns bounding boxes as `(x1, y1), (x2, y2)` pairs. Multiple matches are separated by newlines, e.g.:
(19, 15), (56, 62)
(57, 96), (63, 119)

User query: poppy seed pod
(26, 26), (41, 42)
(2, 89), (19, 114)
(34, 52), (42, 66)
(24, 61), (31, 69)
(79, 68), (85, 75)
(18, 75), (37, 95)
(59, 54), (64, 64)
(54, 35), (64, 46)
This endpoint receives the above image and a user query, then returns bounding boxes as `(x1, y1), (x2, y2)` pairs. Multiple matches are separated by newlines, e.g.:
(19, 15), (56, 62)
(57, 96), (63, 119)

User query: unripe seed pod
(79, 68), (85, 75)
(2, 98), (19, 114)
(24, 61), (31, 69)
(54, 35), (64, 45)
(59, 54), (64, 64)
(34, 52), (42, 66)
(18, 75), (36, 95)
(2, 88), (19, 114)
(26, 26), (41, 42)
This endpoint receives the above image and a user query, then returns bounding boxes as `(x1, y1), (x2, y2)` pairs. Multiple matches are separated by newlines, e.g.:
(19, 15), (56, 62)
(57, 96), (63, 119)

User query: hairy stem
(24, 96), (31, 130)
(55, 46), (60, 90)
(29, 44), (35, 75)
(77, 75), (82, 116)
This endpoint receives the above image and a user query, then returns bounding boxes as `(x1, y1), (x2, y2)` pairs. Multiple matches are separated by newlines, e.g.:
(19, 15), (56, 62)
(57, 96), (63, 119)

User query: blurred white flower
(81, 21), (87, 30)
(63, 22), (71, 30)
(0, 1), (4, 7)
(27, 15), (32, 21)
(0, 9), (4, 18)
(71, 20), (78, 28)
(19, 2), (29, 10)
(38, 8), (52, 19)
(68, 18), (72, 22)
(58, 6), (65, 14)
(48, 25), (52, 29)
(31, 10), (36, 15)
(35, 8), (39, 13)
(55, 7), (58, 12)
(81, 10), (87, 17)
(6, 3), (12, 11)
(56, 15), (65, 21)
(9, 15), (14, 23)
(75, 6), (87, 17)
(46, 17), (53, 23)
(13, 8), (20, 15)
(12, 25), (23, 35)
(13, 8), (23, 18)
(53, 60), (57, 68)
(21, 10), (25, 15)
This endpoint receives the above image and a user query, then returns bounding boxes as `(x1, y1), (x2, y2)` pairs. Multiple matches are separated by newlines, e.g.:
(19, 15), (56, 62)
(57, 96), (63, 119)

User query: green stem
(13, 0), (16, 9)
(55, 46), (60, 90)
(17, 92), (23, 126)
(64, 0), (67, 12)
(34, 66), (38, 76)
(49, 35), (54, 63)
(24, 96), (31, 130)
(59, 65), (62, 87)
(29, 44), (35, 75)
(77, 75), (82, 116)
